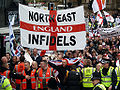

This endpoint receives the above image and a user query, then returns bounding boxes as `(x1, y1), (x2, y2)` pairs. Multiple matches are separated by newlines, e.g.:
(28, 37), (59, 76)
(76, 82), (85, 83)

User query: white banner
(98, 25), (120, 38)
(19, 4), (86, 50)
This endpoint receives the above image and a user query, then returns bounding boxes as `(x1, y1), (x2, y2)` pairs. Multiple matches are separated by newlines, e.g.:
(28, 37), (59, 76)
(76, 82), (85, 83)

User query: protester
(48, 77), (58, 90)
(6, 53), (11, 64)
(9, 56), (18, 71)
(48, 58), (80, 89)
(22, 61), (37, 90)
(1, 3), (120, 90)
(37, 59), (53, 90)
(31, 48), (42, 66)
(14, 55), (25, 90)
(32, 61), (38, 70)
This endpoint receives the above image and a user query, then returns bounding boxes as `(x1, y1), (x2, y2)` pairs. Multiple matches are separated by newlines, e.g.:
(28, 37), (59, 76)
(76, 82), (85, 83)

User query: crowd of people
(0, 35), (120, 90)
(0, 11), (120, 90)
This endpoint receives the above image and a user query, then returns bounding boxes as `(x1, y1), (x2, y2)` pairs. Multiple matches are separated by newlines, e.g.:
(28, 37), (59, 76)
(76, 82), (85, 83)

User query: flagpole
(34, 0), (36, 8)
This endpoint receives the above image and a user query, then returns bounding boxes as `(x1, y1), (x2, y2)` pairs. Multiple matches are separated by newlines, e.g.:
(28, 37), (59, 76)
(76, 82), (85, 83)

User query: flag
(96, 11), (103, 25)
(9, 15), (21, 56)
(103, 11), (114, 22)
(92, 0), (106, 13)
(49, 58), (80, 66)
(49, 60), (62, 66)
(24, 50), (33, 66)
(49, 58), (82, 77)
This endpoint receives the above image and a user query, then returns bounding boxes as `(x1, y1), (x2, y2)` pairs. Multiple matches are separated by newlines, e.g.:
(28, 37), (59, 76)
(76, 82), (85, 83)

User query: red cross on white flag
(92, 0), (106, 13)
(19, 4), (86, 51)
(96, 11), (103, 25)
(103, 11), (114, 22)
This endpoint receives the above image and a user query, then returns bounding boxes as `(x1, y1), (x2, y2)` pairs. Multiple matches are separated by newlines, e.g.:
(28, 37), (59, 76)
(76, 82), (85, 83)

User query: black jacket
(31, 54), (42, 66)
(0, 66), (25, 80)
(48, 60), (80, 85)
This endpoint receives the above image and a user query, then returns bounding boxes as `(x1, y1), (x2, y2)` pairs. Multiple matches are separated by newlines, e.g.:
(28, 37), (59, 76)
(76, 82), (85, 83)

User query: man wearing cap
(91, 72), (106, 90)
(101, 57), (117, 90)
(81, 59), (96, 90)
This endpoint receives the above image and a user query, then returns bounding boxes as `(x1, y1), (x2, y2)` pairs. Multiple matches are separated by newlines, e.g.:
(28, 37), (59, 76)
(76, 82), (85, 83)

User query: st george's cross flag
(96, 11), (103, 25)
(103, 11), (114, 22)
(19, 4), (86, 51)
(92, 0), (106, 13)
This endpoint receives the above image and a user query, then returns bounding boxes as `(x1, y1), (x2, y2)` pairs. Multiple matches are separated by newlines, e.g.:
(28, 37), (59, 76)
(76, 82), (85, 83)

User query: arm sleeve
(94, 86), (102, 90)
(9, 71), (25, 79)
(111, 69), (117, 88)
(48, 61), (59, 70)
(2, 78), (12, 90)
(73, 60), (80, 66)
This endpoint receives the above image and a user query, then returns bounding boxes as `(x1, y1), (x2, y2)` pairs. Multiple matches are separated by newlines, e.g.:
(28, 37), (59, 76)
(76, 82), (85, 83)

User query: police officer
(0, 74), (12, 90)
(81, 59), (96, 90)
(91, 72), (106, 90)
(101, 57), (117, 90)
(115, 65), (120, 90)
(63, 65), (81, 90)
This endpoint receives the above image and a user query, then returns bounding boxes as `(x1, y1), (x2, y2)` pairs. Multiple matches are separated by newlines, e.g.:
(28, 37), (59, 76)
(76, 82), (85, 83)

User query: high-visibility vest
(38, 67), (53, 89)
(101, 66), (114, 87)
(2, 70), (10, 82)
(15, 62), (25, 84)
(81, 67), (96, 87)
(76, 67), (81, 72)
(22, 69), (37, 90)
(115, 66), (120, 86)
(0, 75), (12, 90)
(76, 67), (82, 83)
(93, 83), (106, 90)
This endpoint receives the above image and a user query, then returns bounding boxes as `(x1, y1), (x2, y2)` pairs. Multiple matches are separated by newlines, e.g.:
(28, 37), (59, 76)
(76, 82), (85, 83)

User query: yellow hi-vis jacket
(115, 66), (120, 86)
(81, 67), (96, 87)
(101, 66), (114, 88)
(93, 83), (106, 90)
(0, 75), (12, 90)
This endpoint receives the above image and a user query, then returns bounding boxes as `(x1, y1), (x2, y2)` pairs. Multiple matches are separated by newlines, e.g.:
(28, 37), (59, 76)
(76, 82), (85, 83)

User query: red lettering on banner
(20, 21), (85, 33)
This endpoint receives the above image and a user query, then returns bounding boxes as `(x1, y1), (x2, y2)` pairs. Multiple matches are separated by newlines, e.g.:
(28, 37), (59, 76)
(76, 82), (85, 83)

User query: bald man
(32, 61), (38, 70)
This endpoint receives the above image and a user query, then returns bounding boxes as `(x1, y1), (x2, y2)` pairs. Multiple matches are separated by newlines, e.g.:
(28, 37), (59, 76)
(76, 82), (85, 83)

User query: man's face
(32, 62), (37, 69)
(1, 57), (8, 64)
(25, 63), (30, 70)
(103, 63), (109, 68)
(40, 62), (46, 69)
(62, 60), (67, 67)
(13, 56), (17, 63)
(6, 54), (10, 60)
(33, 49), (37, 55)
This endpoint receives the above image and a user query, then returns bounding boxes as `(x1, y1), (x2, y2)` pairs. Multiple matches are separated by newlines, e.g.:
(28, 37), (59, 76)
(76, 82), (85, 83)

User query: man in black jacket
(31, 48), (42, 66)
(48, 59), (80, 89)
